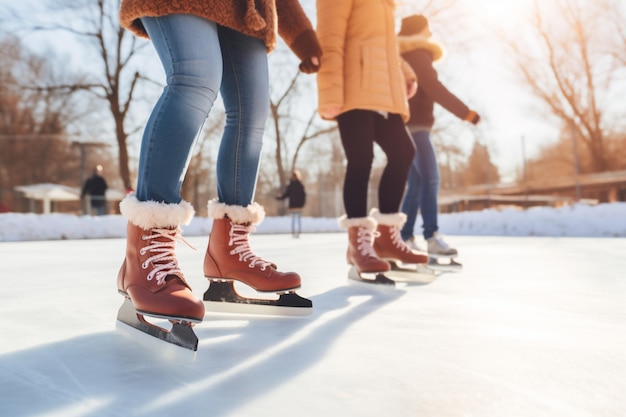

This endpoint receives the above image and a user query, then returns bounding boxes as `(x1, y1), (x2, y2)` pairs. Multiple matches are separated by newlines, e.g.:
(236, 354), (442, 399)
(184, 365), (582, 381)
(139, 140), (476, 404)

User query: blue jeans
(400, 130), (441, 240)
(290, 211), (302, 236)
(136, 14), (269, 206)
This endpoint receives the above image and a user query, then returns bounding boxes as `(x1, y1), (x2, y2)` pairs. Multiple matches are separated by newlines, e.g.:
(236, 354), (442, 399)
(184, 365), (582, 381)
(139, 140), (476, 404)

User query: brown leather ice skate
(339, 216), (390, 273)
(118, 222), (205, 321)
(204, 200), (301, 292)
(371, 209), (429, 265)
(116, 195), (204, 351)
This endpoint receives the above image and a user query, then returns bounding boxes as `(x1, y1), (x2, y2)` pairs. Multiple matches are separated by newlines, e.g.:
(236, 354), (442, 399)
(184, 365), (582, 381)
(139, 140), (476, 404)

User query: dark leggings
(337, 110), (415, 218)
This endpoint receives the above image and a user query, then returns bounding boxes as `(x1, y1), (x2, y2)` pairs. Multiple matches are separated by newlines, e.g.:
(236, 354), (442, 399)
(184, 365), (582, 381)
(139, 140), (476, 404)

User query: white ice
(1, 203), (625, 417)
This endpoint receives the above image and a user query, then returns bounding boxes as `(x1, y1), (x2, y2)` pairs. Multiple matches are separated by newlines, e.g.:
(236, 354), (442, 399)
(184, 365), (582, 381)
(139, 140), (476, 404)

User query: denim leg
(414, 131), (440, 239)
(401, 130), (440, 240)
(136, 15), (222, 204)
(400, 134), (423, 241)
(291, 211), (301, 236)
(296, 212), (302, 235)
(216, 26), (269, 207)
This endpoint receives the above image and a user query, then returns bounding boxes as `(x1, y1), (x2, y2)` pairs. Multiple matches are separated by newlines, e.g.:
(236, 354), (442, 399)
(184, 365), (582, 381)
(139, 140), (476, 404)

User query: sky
(426, 0), (561, 180)
(1, 206), (625, 417)
(2, 201), (626, 242)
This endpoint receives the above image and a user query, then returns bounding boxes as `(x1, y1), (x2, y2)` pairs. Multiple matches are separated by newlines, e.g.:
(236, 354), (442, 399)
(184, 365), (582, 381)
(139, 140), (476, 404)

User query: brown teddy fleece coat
(119, 0), (321, 62)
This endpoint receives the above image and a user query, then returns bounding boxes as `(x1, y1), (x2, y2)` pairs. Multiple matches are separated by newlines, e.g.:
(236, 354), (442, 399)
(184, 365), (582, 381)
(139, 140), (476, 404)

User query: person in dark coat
(276, 169), (306, 237)
(397, 14), (481, 257)
(81, 165), (108, 216)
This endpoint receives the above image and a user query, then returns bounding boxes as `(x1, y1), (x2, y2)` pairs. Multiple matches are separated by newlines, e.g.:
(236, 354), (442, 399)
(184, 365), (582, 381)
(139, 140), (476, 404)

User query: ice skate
(339, 215), (395, 288)
(203, 200), (312, 316)
(427, 232), (462, 272)
(116, 195), (205, 352)
(371, 210), (436, 284)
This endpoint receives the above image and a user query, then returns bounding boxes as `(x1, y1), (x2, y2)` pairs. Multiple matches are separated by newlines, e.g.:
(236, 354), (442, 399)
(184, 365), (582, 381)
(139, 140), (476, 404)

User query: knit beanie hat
(398, 15), (429, 36)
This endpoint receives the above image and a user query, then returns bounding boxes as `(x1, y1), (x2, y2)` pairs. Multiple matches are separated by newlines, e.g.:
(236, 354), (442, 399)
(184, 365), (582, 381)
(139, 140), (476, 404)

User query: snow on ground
(1, 202), (625, 417)
(1, 202), (626, 241)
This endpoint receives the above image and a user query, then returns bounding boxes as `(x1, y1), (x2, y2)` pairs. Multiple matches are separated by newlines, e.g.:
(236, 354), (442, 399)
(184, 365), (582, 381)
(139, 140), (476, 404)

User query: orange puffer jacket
(316, 0), (410, 121)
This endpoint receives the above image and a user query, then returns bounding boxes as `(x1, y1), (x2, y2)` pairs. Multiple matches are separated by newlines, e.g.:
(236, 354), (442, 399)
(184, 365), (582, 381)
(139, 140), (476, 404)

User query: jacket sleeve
(276, 0), (322, 61)
(404, 49), (470, 120)
(316, 0), (352, 111)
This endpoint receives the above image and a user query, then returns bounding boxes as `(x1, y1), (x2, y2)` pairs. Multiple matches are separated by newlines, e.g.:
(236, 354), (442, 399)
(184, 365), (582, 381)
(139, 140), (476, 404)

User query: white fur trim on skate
(369, 209), (406, 227)
(207, 199), (265, 225)
(338, 215), (377, 230)
(119, 194), (195, 230)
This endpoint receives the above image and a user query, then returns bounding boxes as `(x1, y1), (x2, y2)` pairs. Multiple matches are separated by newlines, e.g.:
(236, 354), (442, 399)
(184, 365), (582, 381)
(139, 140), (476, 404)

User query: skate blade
(203, 280), (313, 317)
(347, 266), (396, 290)
(115, 320), (197, 365)
(116, 298), (199, 362)
(386, 261), (438, 284)
(429, 252), (458, 260)
(427, 258), (463, 273)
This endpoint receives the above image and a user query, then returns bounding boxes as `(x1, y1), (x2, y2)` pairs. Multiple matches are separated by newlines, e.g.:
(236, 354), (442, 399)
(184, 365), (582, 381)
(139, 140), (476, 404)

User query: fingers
(299, 56), (321, 74)
(320, 105), (341, 119)
(406, 80), (418, 99)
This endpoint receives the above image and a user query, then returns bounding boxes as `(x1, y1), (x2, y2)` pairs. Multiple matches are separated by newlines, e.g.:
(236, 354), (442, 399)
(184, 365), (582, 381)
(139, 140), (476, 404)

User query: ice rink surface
(1, 233), (625, 417)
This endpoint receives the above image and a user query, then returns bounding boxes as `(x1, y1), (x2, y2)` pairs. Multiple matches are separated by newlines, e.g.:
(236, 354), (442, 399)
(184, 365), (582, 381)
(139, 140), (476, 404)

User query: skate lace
(140, 227), (193, 285)
(389, 225), (412, 253)
(357, 227), (380, 258)
(229, 223), (273, 271)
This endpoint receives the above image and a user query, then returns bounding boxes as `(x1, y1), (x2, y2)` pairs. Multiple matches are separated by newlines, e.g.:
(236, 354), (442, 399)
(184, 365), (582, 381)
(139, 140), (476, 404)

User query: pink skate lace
(389, 225), (413, 253)
(357, 227), (381, 257)
(139, 227), (193, 285)
(228, 223), (273, 270)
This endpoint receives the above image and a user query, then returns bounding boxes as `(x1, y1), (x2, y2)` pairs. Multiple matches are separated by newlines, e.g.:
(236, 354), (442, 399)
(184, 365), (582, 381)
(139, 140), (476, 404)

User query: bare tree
(504, 0), (626, 173)
(23, 0), (152, 191)
(0, 37), (88, 210)
(266, 64), (337, 193)
(602, 0), (626, 66)
(180, 116), (225, 215)
(461, 141), (500, 187)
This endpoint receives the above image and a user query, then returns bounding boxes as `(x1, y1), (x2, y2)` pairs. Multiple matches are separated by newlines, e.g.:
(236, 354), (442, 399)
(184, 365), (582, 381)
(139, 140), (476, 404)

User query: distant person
(81, 165), (108, 216)
(397, 14), (481, 257)
(276, 169), (306, 238)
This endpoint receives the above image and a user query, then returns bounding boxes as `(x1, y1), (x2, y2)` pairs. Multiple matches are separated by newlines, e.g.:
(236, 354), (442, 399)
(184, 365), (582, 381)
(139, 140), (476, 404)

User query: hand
(319, 104), (342, 120)
(299, 56), (320, 74)
(406, 79), (418, 99)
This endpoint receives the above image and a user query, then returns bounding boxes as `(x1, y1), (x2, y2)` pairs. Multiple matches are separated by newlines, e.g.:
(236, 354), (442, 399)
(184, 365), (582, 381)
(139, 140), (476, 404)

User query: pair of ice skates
(116, 196), (310, 352)
(340, 209), (436, 288)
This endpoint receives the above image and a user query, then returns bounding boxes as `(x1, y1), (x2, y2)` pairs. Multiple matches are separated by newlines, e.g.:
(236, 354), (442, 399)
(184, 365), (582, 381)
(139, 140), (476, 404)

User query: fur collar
(397, 35), (445, 62)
